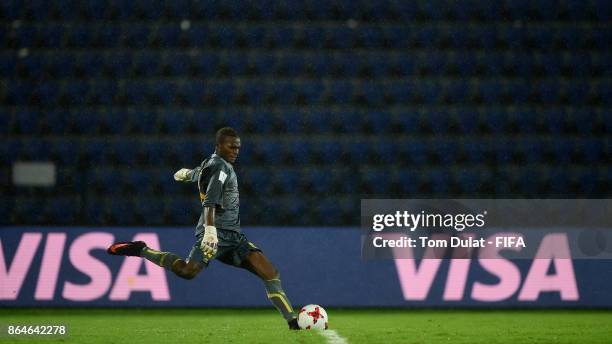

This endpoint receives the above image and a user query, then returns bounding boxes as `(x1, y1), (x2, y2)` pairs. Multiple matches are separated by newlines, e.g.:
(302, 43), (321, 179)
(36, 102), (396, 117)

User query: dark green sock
(140, 247), (182, 271)
(264, 277), (296, 321)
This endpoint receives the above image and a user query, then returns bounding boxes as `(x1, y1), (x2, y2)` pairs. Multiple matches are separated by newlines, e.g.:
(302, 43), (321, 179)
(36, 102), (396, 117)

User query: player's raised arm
(173, 166), (202, 182)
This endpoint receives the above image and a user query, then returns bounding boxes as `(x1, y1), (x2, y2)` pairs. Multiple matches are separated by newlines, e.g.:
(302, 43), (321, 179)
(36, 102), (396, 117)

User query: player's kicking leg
(240, 251), (300, 330)
(107, 241), (204, 280)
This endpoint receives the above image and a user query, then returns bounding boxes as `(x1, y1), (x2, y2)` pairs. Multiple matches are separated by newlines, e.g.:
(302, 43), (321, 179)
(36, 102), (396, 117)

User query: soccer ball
(297, 304), (328, 330)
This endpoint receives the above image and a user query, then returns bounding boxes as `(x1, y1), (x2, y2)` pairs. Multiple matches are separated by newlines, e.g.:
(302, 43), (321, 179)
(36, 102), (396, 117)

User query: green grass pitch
(1, 309), (611, 343)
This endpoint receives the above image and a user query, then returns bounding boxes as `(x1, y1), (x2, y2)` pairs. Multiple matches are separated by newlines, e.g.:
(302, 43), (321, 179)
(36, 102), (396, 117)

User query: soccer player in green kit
(107, 127), (300, 330)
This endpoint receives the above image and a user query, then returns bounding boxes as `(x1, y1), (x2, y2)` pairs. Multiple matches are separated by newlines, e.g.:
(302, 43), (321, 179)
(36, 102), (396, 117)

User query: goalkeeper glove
(174, 168), (191, 181)
(200, 225), (218, 261)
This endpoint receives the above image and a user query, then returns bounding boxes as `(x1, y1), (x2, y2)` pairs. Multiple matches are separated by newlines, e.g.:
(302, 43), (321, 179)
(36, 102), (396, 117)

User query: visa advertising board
(1, 227), (611, 307)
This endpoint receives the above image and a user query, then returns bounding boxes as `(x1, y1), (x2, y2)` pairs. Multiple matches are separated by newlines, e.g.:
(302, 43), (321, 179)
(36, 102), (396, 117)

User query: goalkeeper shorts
(188, 228), (261, 267)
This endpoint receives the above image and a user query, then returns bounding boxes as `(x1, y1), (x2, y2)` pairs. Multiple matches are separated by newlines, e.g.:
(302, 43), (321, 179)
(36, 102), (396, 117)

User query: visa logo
(0, 232), (170, 301)
(392, 233), (579, 302)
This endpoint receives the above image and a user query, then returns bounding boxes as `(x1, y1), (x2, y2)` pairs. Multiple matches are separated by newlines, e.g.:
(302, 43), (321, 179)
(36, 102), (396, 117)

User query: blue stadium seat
(92, 169), (122, 193)
(364, 82), (386, 106)
(209, 82), (235, 105)
(421, 51), (445, 74)
(428, 168), (451, 194)
(454, 109), (478, 134)
(151, 80), (178, 105)
(214, 25), (238, 48)
(512, 110), (536, 133)
(20, 55), (43, 77)
(110, 0), (135, 19)
(494, 139), (513, 163)
(484, 108), (507, 134)
(166, 197), (196, 224)
(84, 139), (113, 163)
(62, 81), (90, 105)
(14, 25), (36, 47)
(362, 111), (391, 134)
(285, 139), (311, 163)
(366, 53), (390, 77)
(598, 81), (611, 105)
(545, 168), (570, 193)
(95, 25), (121, 48)
(68, 24), (94, 48)
(274, 170), (299, 194)
(141, 139), (166, 165)
(52, 139), (78, 164)
(444, 25), (469, 48)
(454, 52), (477, 75)
(328, 80), (353, 104)
(257, 140), (283, 164)
(425, 110), (451, 134)
(518, 138), (544, 163)
(84, 198), (105, 225)
(156, 24), (181, 48)
(125, 169), (150, 193)
(433, 139), (458, 164)
(462, 140), (486, 163)
(0, 53), (16, 78)
(312, 138), (341, 162)
(572, 168), (598, 194)
(164, 53), (190, 76)
(302, 168), (328, 194)
(478, 80), (502, 104)
(34, 81), (60, 106)
(244, 168), (273, 193)
(269, 26), (296, 48)
(578, 138), (604, 163)
(303, 26), (325, 48)
(104, 53), (132, 76)
(44, 197), (77, 224)
(154, 169), (175, 194)
(277, 53), (304, 76)
(14, 197), (44, 224)
(109, 198), (137, 225)
(124, 24), (151, 48)
(249, 52), (276, 76)
(1, 140), (20, 164)
(420, 80), (441, 104)
(112, 138), (139, 164)
(371, 141), (394, 164)
(14, 110), (40, 134)
(547, 138), (572, 163)
(400, 140), (428, 165)
(299, 80), (324, 104)
(123, 80), (149, 105)
(455, 168), (489, 194)
(0, 110), (10, 136)
(329, 26), (355, 49)
(134, 0), (163, 19)
(133, 53), (160, 76)
(0, 197), (10, 224)
(181, 81), (206, 106)
(186, 24), (210, 46)
(536, 80), (560, 104)
(389, 80), (412, 103)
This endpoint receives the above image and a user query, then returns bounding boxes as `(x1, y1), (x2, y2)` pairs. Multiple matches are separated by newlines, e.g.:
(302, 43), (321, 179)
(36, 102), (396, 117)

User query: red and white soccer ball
(297, 304), (328, 330)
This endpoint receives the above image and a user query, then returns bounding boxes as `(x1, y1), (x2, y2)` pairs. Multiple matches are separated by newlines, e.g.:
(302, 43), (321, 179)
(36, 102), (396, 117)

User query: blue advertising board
(1, 227), (611, 307)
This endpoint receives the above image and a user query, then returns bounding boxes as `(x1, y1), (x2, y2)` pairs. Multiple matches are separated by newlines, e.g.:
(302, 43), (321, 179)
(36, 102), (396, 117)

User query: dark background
(1, 0), (610, 227)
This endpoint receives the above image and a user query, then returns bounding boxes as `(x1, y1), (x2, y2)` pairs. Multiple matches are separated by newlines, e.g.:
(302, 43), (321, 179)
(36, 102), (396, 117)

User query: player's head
(215, 127), (241, 163)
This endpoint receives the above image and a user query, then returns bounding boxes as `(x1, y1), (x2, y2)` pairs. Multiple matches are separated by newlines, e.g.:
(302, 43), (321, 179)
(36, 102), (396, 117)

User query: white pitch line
(319, 329), (349, 344)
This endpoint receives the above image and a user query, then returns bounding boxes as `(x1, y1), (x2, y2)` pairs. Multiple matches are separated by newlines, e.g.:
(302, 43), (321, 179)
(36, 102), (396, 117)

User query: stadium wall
(1, 227), (611, 307)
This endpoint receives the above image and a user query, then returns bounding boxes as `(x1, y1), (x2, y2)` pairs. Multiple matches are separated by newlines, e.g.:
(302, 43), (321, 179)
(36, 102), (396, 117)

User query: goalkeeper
(107, 127), (299, 330)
